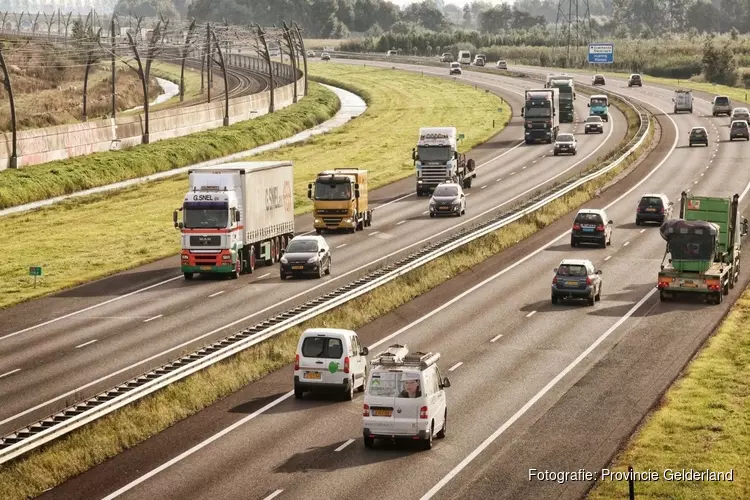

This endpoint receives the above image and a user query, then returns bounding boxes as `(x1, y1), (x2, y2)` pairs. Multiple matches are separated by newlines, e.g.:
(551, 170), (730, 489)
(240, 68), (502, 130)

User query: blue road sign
(588, 43), (614, 64)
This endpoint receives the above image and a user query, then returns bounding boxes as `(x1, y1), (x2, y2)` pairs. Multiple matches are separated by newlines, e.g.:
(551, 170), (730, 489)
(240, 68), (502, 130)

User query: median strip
(0, 72), (653, 500)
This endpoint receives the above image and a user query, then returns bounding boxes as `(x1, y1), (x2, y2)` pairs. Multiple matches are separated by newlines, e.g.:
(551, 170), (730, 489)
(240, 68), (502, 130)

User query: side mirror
(669, 201), (674, 205)
(307, 183), (313, 199)
(743, 218), (749, 236)
(596, 270), (603, 275)
(319, 248), (325, 253)
(553, 267), (558, 273)
(354, 183), (360, 198)
(173, 210), (178, 228)
(442, 377), (451, 388)
(412, 148), (417, 160)
(235, 211), (241, 222)
(608, 220), (613, 224)
(361, 346), (369, 356)
(587, 103), (590, 107)
(607, 103), (611, 107)
(672, 98), (675, 102)
(520, 108), (524, 116)
(280, 248), (285, 255)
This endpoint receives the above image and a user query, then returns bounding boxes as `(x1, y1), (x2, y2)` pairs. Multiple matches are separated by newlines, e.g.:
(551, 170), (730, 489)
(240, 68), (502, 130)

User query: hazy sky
(390, 0), (516, 6)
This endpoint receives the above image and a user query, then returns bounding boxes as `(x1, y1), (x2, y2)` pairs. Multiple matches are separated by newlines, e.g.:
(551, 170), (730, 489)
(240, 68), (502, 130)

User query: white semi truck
(173, 161), (295, 280)
(413, 127), (476, 197)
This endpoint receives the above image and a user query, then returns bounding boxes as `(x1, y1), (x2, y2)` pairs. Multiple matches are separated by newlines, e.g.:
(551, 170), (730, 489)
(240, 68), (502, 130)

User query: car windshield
(575, 212), (603, 224)
(314, 180), (351, 200)
(433, 185), (459, 197)
(631, 75), (641, 79)
(590, 97), (607, 106)
(586, 116), (602, 123)
(715, 97), (729, 105)
(418, 145), (452, 162)
(286, 240), (319, 253)
(557, 134), (574, 142)
(557, 264), (588, 276)
(639, 197), (663, 207)
(182, 201), (229, 229)
(301, 336), (343, 359)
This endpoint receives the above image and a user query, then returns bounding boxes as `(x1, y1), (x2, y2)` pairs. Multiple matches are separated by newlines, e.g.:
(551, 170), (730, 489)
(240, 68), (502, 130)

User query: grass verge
(0, 82), (339, 211)
(0, 64), (505, 309)
(0, 79), (652, 500)
(587, 286), (750, 500)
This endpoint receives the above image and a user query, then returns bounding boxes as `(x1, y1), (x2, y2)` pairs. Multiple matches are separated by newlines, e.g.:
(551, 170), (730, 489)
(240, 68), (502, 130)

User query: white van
(294, 328), (369, 400)
(362, 344), (450, 450)
(457, 50), (471, 65)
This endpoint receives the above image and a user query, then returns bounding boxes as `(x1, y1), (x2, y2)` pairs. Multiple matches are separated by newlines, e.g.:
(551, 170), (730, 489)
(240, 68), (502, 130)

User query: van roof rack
(371, 344), (440, 369)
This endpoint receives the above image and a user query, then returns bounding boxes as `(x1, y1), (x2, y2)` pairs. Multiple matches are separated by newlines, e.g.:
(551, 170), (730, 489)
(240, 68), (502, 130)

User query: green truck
(549, 77), (575, 123)
(658, 192), (748, 304)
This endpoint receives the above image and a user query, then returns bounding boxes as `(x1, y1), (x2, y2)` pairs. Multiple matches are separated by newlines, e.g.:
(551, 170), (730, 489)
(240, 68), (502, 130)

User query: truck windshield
(314, 180), (351, 201)
(183, 201), (229, 229)
(417, 145), (452, 163)
(669, 235), (714, 260)
(556, 87), (573, 100)
(590, 98), (607, 106)
(524, 106), (551, 118)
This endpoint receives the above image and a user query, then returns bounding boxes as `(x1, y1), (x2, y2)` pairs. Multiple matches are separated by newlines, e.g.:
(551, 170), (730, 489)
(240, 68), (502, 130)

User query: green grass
(0, 92), (649, 500)
(0, 83), (340, 211)
(588, 287), (750, 500)
(0, 64), (505, 309)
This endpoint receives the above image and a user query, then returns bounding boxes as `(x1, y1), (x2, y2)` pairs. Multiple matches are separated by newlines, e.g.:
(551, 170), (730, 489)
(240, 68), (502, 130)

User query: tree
(702, 36), (737, 85)
(114, 0), (180, 20)
(462, 4), (472, 28)
(478, 5), (512, 33)
(403, 1), (447, 31)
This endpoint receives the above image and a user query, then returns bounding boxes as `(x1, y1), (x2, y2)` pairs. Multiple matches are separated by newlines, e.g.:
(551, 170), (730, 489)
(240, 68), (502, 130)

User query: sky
(389, 0), (516, 6)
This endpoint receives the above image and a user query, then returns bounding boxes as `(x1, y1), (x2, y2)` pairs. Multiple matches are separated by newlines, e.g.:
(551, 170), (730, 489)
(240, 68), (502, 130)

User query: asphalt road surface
(36, 65), (750, 500)
(0, 64), (626, 436)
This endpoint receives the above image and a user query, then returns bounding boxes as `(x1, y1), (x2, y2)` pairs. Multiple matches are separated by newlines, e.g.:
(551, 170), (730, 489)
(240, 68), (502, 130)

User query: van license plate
(304, 372), (321, 379)
(646, 208), (656, 212)
(200, 266), (212, 271)
(292, 266), (304, 270)
(566, 281), (578, 286)
(373, 409), (392, 417)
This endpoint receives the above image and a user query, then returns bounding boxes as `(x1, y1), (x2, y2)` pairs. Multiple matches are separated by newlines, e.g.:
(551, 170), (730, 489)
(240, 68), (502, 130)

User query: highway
(34, 63), (750, 500)
(0, 65), (626, 437)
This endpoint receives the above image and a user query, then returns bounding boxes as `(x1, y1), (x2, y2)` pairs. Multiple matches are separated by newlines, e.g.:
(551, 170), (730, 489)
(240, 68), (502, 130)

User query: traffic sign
(29, 266), (42, 276)
(588, 43), (614, 64)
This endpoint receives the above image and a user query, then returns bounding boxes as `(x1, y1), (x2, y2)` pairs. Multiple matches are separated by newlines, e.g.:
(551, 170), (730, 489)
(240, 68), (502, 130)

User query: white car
(320, 52), (331, 61)
(496, 60), (508, 70)
(429, 182), (466, 217)
(554, 132), (578, 155)
(294, 328), (369, 400)
(362, 344), (450, 450)
(449, 61), (462, 75)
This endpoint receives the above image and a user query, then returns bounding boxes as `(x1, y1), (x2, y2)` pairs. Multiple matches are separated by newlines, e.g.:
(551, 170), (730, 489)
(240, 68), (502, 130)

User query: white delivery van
(673, 89), (693, 114)
(457, 50), (471, 65)
(294, 328), (369, 400)
(362, 344), (451, 450)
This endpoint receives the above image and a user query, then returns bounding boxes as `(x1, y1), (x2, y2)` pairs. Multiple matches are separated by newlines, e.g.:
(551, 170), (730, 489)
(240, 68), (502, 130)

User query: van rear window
(575, 213), (603, 224)
(301, 337), (343, 359)
(715, 97), (729, 105)
(639, 197), (663, 207)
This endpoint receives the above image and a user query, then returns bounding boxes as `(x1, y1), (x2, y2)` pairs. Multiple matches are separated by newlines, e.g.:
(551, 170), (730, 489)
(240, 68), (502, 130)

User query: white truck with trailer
(173, 161), (295, 279)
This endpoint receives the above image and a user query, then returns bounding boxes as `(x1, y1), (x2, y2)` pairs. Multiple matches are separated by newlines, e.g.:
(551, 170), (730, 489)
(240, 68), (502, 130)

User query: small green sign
(328, 361), (339, 374)
(458, 133), (465, 140)
(29, 266), (42, 276)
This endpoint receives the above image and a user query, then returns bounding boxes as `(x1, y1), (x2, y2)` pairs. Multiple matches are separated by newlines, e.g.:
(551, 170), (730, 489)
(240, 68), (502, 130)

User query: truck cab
(308, 169), (372, 233)
(413, 127), (476, 196)
(588, 94), (610, 122)
(521, 89), (560, 144)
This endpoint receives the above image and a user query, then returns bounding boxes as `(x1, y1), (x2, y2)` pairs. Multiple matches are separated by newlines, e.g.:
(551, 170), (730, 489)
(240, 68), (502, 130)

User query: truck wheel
(248, 246), (256, 273)
(723, 281), (730, 295)
(659, 290), (667, 302)
(230, 258), (241, 279)
(467, 159), (476, 172)
(184, 272), (193, 280)
(265, 239), (275, 266)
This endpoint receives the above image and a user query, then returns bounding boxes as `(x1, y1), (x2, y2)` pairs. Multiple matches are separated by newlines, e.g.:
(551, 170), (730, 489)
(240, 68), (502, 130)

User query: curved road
(34, 64), (750, 500)
(0, 62), (627, 440)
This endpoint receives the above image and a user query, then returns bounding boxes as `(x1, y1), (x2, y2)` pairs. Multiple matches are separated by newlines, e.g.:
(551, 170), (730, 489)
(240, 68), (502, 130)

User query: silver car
(554, 133), (578, 155)
(429, 182), (466, 217)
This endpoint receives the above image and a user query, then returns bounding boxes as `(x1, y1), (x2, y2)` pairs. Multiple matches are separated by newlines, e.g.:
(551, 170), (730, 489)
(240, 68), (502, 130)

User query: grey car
(429, 182), (466, 217)
(554, 133), (577, 155)
(584, 115), (604, 134)
(730, 120), (750, 141)
(551, 259), (603, 306)
(280, 235), (331, 279)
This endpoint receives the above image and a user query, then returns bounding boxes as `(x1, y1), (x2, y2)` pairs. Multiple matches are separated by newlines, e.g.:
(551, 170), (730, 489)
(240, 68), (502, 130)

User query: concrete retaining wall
(0, 55), (304, 170)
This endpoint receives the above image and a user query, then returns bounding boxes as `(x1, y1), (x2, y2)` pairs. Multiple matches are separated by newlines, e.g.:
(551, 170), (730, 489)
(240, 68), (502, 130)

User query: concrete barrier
(0, 54), (304, 170)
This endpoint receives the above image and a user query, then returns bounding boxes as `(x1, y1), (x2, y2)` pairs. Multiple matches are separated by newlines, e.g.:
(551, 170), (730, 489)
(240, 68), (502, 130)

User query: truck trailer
(308, 168), (372, 233)
(521, 89), (560, 144)
(549, 77), (575, 123)
(173, 161), (295, 280)
(413, 127), (476, 196)
(658, 192), (748, 304)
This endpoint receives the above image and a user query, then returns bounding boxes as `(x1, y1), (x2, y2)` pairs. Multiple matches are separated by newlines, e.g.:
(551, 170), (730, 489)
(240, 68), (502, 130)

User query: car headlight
(280, 257), (288, 264)
(307, 256), (318, 263)
(430, 200), (436, 206)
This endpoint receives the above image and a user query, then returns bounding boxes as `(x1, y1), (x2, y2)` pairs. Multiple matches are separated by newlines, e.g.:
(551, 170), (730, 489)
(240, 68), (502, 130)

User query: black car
(635, 193), (673, 225)
(571, 208), (613, 248)
(688, 127), (708, 147)
(592, 74), (606, 85)
(628, 74), (642, 87)
(280, 235), (331, 279)
(730, 120), (750, 141)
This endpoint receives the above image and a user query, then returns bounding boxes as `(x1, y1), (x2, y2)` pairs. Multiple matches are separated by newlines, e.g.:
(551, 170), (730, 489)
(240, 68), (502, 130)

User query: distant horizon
(389, 0), (516, 6)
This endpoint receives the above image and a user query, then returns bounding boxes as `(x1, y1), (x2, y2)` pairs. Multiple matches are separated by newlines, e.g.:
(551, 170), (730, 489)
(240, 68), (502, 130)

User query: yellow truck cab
(308, 168), (372, 233)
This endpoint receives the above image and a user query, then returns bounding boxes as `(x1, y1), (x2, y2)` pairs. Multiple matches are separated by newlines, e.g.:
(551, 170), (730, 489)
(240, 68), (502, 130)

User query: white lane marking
(465, 193), (471, 197)
(334, 439), (355, 452)
(0, 369), (21, 379)
(422, 210), (429, 215)
(0, 275), (184, 342)
(623, 241), (630, 247)
(418, 289), (658, 500)
(700, 173), (704, 176)
(448, 362), (463, 372)
(257, 273), (270, 280)
(640, 229), (646, 233)
(604, 255), (612, 261)
(694, 181), (699, 185)
(99, 393), (294, 499)
(143, 315), (163, 323)
(75, 339), (98, 349)
(369, 231), (381, 236)
(209, 291), (225, 298)
(522, 166), (527, 170)
(397, 220), (406, 225)
(481, 185), (488, 189)
(336, 243), (347, 249)
(496, 178), (502, 182)
(532, 160), (537, 164)
(510, 172), (516, 175)
(0, 88), (620, 428)
(262, 490), (284, 500)
(490, 333), (504, 343)
(525, 310), (537, 318)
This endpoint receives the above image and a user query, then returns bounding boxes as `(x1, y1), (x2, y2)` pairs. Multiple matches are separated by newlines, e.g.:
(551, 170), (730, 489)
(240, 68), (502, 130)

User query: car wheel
(430, 213), (435, 218)
(423, 422), (434, 450)
(318, 264), (324, 279)
(344, 377), (355, 401)
(595, 284), (602, 301)
(294, 386), (304, 399)
(588, 295), (595, 306)
(436, 410), (447, 439)
(635, 219), (641, 226)
(364, 436), (374, 448)
(571, 238), (577, 248)
(551, 294), (558, 305)
(326, 259), (331, 275)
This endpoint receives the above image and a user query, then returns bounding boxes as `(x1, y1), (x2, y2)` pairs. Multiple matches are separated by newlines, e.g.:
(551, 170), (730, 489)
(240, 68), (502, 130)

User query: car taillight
(420, 406), (428, 419)
(573, 224), (582, 230)
(596, 224), (605, 231)
(552, 275), (558, 284)
(636, 207), (642, 213)
(363, 404), (370, 416)
(586, 276), (592, 285)
(344, 356), (350, 374)
(660, 207), (665, 213)
(294, 354), (299, 371)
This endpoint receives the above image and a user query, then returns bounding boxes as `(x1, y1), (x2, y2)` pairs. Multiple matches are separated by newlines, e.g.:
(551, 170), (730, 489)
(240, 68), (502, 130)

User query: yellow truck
(308, 168), (372, 233)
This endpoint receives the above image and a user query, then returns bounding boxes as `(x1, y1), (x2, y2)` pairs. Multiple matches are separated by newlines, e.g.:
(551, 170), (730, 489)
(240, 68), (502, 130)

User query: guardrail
(0, 69), (651, 466)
